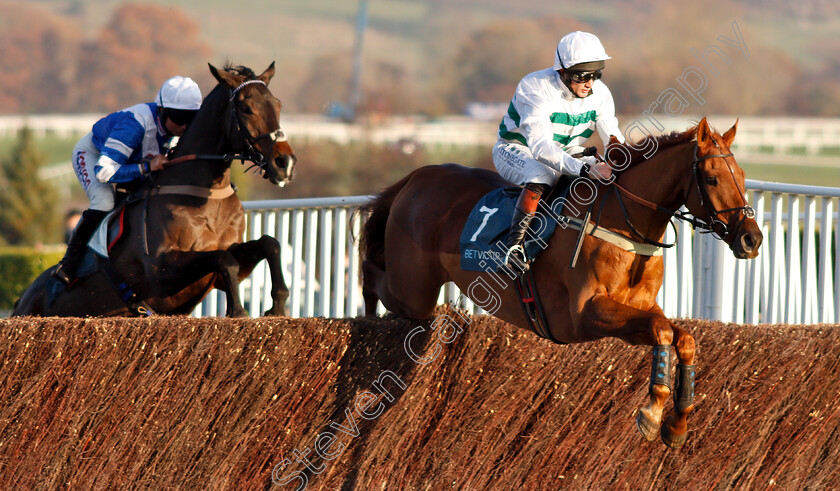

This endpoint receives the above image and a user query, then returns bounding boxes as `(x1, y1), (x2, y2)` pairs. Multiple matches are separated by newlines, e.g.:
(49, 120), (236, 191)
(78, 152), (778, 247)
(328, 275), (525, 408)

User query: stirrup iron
(504, 244), (530, 272)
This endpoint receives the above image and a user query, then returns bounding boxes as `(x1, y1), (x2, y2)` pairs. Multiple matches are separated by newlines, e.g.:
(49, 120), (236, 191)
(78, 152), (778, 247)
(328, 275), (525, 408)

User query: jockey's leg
(226, 236), (289, 316)
(492, 141), (557, 270)
(504, 182), (550, 268)
(55, 133), (112, 285)
(53, 209), (108, 285)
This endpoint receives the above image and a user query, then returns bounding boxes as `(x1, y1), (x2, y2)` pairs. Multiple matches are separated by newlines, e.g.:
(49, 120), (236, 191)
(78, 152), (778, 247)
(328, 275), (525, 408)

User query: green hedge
(0, 247), (64, 310)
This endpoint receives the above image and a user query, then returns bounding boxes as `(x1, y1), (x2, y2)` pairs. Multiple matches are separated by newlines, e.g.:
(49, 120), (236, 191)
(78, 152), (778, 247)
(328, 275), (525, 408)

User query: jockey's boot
(504, 182), (549, 270)
(52, 209), (108, 285)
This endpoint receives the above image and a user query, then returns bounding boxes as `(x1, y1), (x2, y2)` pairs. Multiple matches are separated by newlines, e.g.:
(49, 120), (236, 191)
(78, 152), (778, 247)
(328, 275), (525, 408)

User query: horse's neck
(160, 113), (232, 188)
(603, 142), (695, 236)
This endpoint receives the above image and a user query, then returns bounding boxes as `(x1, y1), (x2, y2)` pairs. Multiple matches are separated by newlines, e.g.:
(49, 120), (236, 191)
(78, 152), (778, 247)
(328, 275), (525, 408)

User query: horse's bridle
(165, 79), (290, 178)
(686, 146), (755, 242)
(227, 79), (289, 176)
(608, 143), (755, 246)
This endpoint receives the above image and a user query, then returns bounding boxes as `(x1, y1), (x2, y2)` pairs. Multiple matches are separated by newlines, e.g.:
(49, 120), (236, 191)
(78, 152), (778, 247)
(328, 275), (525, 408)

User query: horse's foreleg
(581, 295), (676, 445)
(660, 323), (696, 448)
(154, 250), (248, 317)
(227, 236), (289, 316)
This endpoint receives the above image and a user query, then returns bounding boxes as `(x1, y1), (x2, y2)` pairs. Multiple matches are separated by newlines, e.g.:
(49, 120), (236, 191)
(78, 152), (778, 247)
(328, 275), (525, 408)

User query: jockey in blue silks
(53, 76), (202, 285)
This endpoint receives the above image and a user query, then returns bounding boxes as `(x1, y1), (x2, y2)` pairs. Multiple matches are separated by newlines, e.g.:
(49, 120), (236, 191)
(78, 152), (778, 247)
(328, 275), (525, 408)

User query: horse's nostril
(277, 154), (295, 180)
(741, 233), (755, 252)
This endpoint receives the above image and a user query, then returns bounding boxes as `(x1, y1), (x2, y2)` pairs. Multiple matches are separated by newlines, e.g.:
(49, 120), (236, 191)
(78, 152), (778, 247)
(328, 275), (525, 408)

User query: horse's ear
(258, 62), (276, 84)
(208, 63), (238, 88)
(721, 118), (738, 147)
(696, 117), (711, 146)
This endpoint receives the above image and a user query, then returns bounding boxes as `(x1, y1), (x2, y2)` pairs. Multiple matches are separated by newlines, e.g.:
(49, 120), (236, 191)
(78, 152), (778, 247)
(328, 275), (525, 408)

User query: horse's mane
(610, 125), (698, 171)
(201, 64), (260, 105)
(223, 63), (258, 79)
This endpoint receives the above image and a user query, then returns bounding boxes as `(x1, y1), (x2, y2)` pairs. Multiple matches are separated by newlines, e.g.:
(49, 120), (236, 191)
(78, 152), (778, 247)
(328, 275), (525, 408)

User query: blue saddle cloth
(459, 187), (560, 272)
(47, 210), (123, 305)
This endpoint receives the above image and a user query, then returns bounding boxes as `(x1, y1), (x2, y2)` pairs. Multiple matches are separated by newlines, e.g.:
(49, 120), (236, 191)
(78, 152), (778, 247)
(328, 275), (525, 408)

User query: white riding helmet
(553, 31), (611, 71)
(155, 76), (202, 110)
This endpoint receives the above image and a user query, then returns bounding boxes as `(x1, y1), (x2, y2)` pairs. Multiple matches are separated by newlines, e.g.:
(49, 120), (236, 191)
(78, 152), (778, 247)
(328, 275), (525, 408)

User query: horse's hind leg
(362, 257), (440, 319)
(152, 250), (249, 317)
(660, 323), (696, 448)
(228, 236), (289, 316)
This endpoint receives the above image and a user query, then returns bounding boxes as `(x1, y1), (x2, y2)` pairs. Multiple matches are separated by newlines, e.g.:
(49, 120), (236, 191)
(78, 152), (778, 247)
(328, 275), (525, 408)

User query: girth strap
(150, 184), (236, 200)
(564, 216), (663, 256)
(514, 269), (564, 345)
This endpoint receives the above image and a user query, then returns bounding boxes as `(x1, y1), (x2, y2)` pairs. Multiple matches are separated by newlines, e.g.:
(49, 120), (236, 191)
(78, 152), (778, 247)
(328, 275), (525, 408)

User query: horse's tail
(356, 172), (415, 271)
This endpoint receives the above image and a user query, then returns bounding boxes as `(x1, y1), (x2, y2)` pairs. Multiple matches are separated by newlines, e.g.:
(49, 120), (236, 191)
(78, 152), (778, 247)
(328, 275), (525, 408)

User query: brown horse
(14, 63), (295, 317)
(359, 118), (762, 447)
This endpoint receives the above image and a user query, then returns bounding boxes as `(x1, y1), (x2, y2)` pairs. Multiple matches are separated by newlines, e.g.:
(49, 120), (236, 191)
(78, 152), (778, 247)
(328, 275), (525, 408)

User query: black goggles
(569, 70), (602, 83)
(166, 109), (198, 126)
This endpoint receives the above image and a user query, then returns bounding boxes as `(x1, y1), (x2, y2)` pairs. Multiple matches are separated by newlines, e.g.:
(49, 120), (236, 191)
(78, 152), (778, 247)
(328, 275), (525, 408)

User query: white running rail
(193, 180), (839, 324)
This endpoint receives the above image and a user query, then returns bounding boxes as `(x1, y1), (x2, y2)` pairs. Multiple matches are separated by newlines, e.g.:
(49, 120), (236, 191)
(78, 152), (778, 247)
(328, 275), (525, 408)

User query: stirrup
(504, 244), (530, 272)
(52, 264), (73, 286)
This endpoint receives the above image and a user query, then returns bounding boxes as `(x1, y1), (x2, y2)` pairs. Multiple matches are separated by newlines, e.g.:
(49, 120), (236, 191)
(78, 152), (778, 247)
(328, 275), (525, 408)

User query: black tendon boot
(52, 209), (108, 285)
(504, 182), (549, 269)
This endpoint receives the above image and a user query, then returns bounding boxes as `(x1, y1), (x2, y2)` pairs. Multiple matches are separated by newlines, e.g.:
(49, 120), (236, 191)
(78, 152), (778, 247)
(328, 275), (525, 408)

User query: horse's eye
(706, 176), (718, 186)
(241, 105), (253, 115)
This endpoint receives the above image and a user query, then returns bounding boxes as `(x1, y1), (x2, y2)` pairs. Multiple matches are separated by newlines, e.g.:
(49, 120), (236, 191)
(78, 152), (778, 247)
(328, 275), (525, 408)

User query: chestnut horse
(359, 118), (762, 447)
(14, 63), (295, 317)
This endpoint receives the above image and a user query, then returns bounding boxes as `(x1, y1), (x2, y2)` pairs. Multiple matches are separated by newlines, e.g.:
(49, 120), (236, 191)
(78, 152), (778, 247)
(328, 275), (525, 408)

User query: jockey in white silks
(493, 31), (625, 267)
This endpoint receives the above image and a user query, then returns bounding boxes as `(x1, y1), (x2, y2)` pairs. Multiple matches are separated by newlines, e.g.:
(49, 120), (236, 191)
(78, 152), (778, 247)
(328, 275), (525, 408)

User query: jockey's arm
(594, 86), (625, 152)
(94, 119), (150, 184)
(515, 93), (587, 177)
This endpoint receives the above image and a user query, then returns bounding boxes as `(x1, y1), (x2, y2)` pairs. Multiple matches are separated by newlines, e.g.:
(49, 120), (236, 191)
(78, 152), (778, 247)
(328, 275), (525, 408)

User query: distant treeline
(2, 1), (839, 118)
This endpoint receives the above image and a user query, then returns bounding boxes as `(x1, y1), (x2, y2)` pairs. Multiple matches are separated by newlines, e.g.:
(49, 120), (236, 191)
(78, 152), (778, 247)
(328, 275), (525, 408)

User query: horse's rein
(592, 151), (680, 248)
(165, 153), (253, 166)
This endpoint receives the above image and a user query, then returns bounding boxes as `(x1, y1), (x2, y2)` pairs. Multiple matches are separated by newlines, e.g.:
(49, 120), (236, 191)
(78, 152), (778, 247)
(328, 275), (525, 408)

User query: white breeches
(492, 140), (560, 187)
(72, 133), (115, 211)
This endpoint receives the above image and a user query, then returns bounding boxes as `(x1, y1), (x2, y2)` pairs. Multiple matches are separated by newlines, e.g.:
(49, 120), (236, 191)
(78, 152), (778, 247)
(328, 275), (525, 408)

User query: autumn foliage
(0, 2), (210, 114)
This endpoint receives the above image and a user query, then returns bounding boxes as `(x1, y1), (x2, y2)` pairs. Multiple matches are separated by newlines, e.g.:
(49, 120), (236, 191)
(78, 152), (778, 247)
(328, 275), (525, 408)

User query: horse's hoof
(228, 308), (249, 318)
(264, 307), (285, 317)
(661, 425), (688, 449)
(636, 410), (660, 442)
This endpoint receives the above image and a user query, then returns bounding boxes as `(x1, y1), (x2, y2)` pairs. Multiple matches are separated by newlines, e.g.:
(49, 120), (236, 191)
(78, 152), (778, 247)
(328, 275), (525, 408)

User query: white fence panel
(193, 181), (840, 325)
(191, 196), (371, 318)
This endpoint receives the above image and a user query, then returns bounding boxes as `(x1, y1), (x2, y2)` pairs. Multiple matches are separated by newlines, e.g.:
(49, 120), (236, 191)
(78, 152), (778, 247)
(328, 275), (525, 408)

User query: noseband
(228, 79), (289, 175)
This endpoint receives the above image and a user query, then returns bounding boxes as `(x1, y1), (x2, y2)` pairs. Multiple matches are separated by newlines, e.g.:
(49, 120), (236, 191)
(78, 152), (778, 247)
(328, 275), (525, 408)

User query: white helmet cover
(156, 76), (202, 110)
(553, 31), (611, 71)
